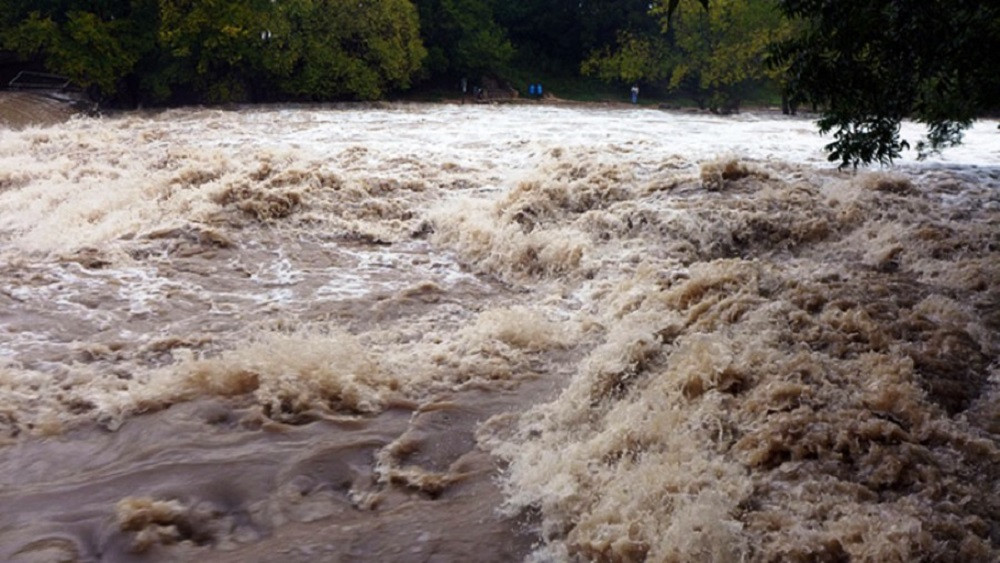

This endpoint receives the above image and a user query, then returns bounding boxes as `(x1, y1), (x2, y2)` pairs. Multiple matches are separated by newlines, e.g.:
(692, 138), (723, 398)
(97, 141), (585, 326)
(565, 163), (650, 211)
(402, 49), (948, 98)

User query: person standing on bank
(630, 84), (639, 104)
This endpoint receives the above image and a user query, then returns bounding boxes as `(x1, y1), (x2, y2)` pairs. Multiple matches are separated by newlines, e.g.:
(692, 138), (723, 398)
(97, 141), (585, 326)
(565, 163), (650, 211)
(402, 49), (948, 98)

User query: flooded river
(1, 100), (998, 561)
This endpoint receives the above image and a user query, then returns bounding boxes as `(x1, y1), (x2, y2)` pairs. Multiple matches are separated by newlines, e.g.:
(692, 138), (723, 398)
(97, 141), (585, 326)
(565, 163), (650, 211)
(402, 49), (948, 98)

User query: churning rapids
(0, 99), (998, 562)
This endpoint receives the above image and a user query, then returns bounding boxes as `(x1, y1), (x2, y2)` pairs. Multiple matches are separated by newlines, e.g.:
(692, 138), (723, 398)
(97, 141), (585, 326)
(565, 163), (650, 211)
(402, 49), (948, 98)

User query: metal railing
(8, 71), (73, 90)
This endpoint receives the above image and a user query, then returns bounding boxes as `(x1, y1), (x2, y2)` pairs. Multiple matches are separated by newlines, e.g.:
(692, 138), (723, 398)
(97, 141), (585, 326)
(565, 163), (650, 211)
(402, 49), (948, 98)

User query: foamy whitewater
(1, 102), (998, 562)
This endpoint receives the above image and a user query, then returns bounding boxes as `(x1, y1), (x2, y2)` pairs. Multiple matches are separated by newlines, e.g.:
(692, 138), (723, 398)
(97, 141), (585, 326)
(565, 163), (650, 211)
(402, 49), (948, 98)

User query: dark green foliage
(0, 0), (996, 169)
(413, 0), (512, 77)
(579, 0), (661, 53)
(156, 0), (272, 102)
(1, 0), (425, 104)
(0, 0), (157, 98)
(155, 0), (425, 103)
(664, 0), (710, 21)
(773, 0), (1000, 167)
(260, 0), (426, 101)
(584, 0), (788, 112)
(491, 0), (583, 72)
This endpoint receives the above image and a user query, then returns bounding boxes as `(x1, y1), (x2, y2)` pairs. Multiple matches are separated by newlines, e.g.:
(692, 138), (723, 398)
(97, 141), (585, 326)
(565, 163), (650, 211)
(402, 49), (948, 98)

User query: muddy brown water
(0, 91), (81, 130)
(1, 393), (548, 562)
(1, 101), (998, 561)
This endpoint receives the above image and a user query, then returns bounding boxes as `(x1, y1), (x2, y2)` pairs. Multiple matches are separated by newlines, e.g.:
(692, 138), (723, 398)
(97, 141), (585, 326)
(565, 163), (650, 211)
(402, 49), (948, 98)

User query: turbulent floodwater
(0, 92), (83, 130)
(1, 101), (999, 562)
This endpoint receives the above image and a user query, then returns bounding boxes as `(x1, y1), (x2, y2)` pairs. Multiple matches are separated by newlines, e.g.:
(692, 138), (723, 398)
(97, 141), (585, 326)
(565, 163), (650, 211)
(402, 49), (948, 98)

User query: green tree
(660, 0), (788, 112)
(578, 0), (670, 85)
(413, 0), (512, 78)
(492, 0), (584, 73)
(2, 0), (426, 104)
(582, 32), (674, 85)
(0, 0), (158, 99)
(584, 0), (788, 111)
(578, 0), (662, 57)
(773, 0), (1000, 167)
(156, 0), (275, 102)
(270, 0), (426, 101)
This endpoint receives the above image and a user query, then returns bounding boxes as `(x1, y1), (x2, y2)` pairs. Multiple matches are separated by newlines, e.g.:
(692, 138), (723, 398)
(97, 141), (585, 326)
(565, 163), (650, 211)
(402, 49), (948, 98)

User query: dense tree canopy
(773, 0), (1000, 167)
(584, 0), (788, 112)
(661, 0), (789, 112)
(0, 0), (996, 164)
(1, 0), (425, 103)
(155, 0), (272, 102)
(586, 0), (998, 165)
(413, 0), (512, 78)
(268, 0), (425, 101)
(0, 0), (157, 97)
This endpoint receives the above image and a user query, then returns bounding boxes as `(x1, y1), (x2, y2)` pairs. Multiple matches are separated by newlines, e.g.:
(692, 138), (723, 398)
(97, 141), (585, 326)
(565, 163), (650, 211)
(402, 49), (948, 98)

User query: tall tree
(413, 0), (512, 78)
(584, 0), (788, 111)
(1, 0), (426, 104)
(578, 0), (660, 56)
(773, 0), (1000, 167)
(0, 0), (158, 100)
(270, 0), (426, 101)
(492, 0), (584, 73)
(661, 0), (788, 112)
(156, 0), (275, 102)
(582, 32), (674, 86)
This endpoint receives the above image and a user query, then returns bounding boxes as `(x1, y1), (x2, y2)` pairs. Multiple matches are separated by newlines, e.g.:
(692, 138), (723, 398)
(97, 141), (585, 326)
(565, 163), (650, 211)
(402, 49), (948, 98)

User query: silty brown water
(0, 92), (82, 131)
(1, 100), (998, 561)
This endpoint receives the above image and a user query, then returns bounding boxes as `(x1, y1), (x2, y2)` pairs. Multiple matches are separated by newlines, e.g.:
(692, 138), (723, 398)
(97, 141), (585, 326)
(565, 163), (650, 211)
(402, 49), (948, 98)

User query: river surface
(1, 99), (999, 561)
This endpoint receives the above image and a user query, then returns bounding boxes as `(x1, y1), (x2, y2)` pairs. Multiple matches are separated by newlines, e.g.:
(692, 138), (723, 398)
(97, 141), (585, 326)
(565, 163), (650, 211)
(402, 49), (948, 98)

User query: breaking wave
(0, 103), (997, 561)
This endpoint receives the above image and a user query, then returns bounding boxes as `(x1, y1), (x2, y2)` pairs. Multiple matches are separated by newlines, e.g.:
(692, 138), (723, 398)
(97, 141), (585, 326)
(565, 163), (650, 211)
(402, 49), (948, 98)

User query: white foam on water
(0, 103), (998, 562)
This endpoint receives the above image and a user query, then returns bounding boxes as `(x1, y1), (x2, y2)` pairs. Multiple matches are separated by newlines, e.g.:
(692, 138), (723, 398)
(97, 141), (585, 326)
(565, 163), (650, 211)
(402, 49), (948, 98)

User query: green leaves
(1, 2), (152, 97)
(2, 0), (995, 162)
(414, 0), (512, 76)
(582, 32), (674, 84)
(819, 115), (909, 168)
(775, 0), (1000, 167)
(273, 0), (425, 101)
(1, 0), (425, 104)
(663, 0), (709, 21)
(585, 0), (787, 111)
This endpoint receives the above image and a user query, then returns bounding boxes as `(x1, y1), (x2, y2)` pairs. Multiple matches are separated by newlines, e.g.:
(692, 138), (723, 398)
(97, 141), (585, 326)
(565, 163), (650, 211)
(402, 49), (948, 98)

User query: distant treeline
(2, 1), (997, 166)
(0, 0), (789, 109)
